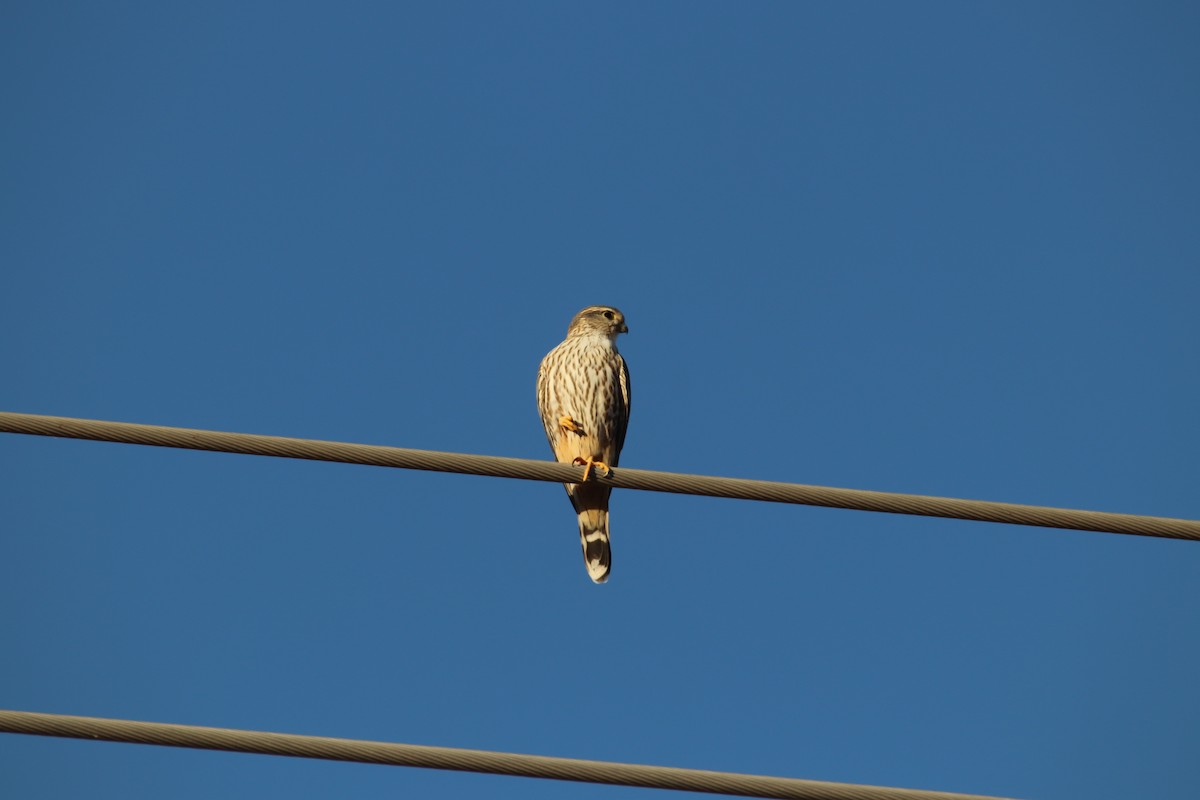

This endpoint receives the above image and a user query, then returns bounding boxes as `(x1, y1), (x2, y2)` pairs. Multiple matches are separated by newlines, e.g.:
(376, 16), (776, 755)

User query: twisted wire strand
(0, 710), (1018, 800)
(2, 411), (1197, 541)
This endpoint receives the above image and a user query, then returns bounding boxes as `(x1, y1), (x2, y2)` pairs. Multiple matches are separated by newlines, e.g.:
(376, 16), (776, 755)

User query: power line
(0, 710), (1018, 800)
(2, 411), (1197, 541)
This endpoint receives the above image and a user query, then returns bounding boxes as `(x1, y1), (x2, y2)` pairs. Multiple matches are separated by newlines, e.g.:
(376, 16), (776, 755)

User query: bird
(536, 305), (631, 583)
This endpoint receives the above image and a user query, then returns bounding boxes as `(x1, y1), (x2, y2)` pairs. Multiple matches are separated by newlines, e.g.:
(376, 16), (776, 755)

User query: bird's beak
(619, 323), (629, 334)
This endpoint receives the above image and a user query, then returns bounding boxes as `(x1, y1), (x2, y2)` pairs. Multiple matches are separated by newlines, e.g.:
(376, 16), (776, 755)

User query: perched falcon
(537, 305), (631, 583)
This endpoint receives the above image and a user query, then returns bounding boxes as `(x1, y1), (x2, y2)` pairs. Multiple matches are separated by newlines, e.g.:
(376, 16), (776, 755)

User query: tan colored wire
(2, 411), (1197, 541)
(0, 710), (1019, 800)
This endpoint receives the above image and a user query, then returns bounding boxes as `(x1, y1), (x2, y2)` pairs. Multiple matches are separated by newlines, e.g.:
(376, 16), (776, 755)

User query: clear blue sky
(3, 3), (1198, 799)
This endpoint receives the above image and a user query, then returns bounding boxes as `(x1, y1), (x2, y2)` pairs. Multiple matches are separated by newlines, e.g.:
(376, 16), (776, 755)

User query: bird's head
(567, 306), (629, 339)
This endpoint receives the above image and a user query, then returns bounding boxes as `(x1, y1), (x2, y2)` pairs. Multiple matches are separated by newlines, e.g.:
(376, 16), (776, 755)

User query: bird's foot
(559, 415), (584, 435)
(572, 457), (611, 482)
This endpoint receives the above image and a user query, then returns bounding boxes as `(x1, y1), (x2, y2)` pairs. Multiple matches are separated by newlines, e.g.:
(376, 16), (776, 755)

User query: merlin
(537, 305), (631, 583)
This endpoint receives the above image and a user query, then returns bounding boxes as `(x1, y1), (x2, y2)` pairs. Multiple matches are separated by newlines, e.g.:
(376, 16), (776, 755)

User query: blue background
(3, 3), (1198, 799)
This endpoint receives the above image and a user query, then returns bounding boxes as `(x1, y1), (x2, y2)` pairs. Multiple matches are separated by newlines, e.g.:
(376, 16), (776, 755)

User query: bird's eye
(602, 310), (615, 320)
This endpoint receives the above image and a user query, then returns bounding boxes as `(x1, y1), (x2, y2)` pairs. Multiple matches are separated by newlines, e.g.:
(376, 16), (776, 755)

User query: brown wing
(610, 352), (631, 466)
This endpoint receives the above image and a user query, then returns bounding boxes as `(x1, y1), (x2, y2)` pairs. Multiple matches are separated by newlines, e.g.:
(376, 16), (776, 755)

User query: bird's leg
(572, 456), (611, 482)
(559, 415), (584, 435)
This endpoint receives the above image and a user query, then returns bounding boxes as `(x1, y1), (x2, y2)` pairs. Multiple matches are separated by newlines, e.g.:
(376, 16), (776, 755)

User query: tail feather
(577, 507), (611, 583)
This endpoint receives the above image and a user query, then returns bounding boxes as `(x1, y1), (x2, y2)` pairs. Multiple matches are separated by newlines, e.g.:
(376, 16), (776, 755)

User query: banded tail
(576, 506), (612, 583)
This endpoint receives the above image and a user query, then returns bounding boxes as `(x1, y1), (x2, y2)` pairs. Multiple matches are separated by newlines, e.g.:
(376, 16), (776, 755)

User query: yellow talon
(574, 457), (611, 482)
(559, 415), (584, 435)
